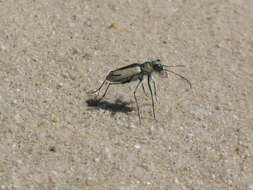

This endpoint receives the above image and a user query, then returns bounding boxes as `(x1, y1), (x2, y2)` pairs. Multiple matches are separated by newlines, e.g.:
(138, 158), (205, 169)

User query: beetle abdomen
(106, 65), (142, 83)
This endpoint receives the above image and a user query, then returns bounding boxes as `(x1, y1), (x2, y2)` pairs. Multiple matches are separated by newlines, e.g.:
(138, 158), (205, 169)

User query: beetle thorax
(142, 62), (153, 74)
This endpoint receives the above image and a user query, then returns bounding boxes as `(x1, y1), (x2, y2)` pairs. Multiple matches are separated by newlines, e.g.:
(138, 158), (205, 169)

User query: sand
(0, 0), (252, 189)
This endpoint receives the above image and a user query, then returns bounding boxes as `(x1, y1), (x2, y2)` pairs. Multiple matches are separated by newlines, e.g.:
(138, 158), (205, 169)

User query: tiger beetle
(90, 59), (191, 122)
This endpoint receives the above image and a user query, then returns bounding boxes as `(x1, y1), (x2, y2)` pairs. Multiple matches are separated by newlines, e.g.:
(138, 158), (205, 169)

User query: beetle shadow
(86, 98), (133, 116)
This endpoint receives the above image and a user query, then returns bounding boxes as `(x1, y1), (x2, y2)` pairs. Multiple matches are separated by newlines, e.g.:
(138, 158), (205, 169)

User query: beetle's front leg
(150, 75), (158, 103)
(148, 75), (157, 121)
(134, 78), (144, 123)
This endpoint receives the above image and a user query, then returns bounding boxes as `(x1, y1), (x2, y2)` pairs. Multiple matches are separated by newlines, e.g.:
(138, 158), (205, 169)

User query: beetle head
(151, 59), (164, 72)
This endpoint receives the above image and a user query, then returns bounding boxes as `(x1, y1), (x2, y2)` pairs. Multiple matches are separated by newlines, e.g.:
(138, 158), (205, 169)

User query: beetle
(90, 59), (191, 122)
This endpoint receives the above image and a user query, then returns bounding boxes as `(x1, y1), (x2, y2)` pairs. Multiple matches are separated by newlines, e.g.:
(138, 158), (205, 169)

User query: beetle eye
(154, 64), (163, 71)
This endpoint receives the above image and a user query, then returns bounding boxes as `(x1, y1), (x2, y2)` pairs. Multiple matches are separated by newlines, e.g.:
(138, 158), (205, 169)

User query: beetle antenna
(164, 65), (185, 68)
(164, 69), (192, 89)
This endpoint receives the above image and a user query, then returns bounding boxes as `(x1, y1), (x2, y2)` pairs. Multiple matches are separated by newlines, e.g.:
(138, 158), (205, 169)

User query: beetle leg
(134, 79), (144, 123)
(98, 82), (121, 102)
(149, 75), (158, 103)
(148, 75), (157, 121)
(152, 78), (158, 103)
(89, 78), (107, 95)
(141, 83), (148, 97)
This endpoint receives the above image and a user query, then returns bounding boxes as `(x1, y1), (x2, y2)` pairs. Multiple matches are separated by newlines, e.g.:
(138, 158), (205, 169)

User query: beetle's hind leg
(89, 78), (107, 95)
(98, 82), (121, 102)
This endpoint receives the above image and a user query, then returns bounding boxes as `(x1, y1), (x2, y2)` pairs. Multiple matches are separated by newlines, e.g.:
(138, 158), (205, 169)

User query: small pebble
(134, 144), (141, 149)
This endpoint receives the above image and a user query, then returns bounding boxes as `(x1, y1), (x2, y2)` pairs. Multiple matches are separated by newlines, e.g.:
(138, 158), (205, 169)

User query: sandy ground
(0, 0), (253, 189)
